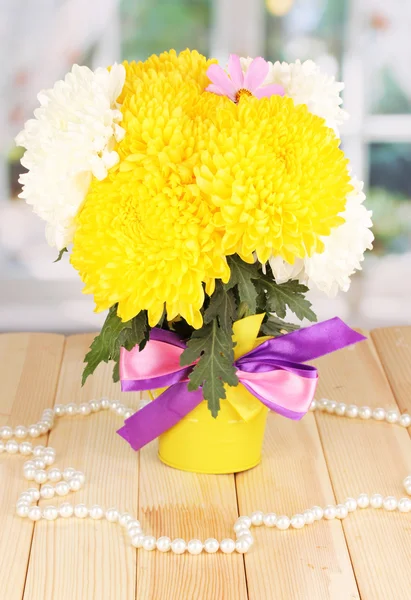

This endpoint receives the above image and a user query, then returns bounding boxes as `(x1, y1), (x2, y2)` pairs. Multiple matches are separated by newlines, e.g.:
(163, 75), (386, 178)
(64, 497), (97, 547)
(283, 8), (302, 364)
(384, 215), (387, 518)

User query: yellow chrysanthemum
(194, 94), (352, 264)
(71, 49), (352, 328)
(71, 50), (228, 328)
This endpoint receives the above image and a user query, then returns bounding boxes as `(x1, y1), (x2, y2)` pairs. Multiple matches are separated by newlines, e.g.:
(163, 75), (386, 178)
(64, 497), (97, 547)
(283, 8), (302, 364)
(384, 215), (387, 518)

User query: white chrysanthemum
(241, 57), (348, 132)
(16, 63), (126, 249)
(269, 178), (374, 297)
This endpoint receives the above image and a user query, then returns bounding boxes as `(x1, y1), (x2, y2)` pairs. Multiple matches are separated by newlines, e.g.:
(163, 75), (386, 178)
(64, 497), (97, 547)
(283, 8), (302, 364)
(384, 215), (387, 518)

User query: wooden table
(1, 327), (411, 600)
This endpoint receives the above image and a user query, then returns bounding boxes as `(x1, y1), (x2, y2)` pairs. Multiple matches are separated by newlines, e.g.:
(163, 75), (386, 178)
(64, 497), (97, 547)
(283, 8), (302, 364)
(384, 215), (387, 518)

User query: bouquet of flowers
(17, 50), (373, 472)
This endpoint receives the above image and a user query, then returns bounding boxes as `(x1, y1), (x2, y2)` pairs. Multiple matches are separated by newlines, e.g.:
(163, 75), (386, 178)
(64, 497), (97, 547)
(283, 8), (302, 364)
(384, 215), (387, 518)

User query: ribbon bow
(118, 316), (365, 451)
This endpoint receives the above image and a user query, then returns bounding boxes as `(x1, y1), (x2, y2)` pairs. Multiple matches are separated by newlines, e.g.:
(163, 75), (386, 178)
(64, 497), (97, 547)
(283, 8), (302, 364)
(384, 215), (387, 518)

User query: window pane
(120, 0), (211, 61)
(368, 143), (411, 253)
(265, 0), (346, 76)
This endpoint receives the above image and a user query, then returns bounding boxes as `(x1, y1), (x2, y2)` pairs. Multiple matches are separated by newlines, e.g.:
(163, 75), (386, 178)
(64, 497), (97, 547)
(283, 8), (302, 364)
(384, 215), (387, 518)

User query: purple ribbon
(118, 318), (365, 451)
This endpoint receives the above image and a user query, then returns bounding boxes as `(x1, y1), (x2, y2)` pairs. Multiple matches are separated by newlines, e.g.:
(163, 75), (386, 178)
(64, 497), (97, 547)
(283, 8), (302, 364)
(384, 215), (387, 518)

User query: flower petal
(206, 64), (236, 97)
(228, 54), (244, 88)
(244, 57), (269, 92)
(206, 83), (236, 102)
(254, 83), (285, 99)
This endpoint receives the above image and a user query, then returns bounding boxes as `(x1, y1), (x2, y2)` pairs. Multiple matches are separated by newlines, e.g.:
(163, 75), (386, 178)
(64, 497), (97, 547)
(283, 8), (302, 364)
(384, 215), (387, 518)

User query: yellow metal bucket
(156, 314), (270, 474)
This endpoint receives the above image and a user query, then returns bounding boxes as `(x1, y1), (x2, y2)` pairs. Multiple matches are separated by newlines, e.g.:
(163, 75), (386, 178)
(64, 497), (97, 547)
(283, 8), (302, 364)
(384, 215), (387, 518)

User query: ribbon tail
(117, 382), (203, 451)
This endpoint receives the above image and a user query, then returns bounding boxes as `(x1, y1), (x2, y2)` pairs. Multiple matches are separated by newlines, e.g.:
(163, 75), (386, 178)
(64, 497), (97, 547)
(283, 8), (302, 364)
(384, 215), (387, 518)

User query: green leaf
(261, 315), (300, 337)
(53, 247), (68, 263)
(82, 306), (149, 385)
(262, 278), (317, 322)
(225, 255), (260, 315)
(204, 281), (237, 330)
(180, 319), (238, 418)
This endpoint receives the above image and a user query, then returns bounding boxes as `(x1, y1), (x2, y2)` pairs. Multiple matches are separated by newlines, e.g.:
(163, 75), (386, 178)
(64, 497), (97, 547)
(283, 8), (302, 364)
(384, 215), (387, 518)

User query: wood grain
(236, 412), (359, 600)
(0, 333), (65, 600)
(23, 334), (141, 600)
(371, 326), (411, 415)
(136, 393), (248, 600)
(314, 331), (411, 600)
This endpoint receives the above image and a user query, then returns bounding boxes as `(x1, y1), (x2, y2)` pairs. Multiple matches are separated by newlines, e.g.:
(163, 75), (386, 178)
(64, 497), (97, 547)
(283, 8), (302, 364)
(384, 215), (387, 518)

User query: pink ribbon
(118, 318), (366, 451)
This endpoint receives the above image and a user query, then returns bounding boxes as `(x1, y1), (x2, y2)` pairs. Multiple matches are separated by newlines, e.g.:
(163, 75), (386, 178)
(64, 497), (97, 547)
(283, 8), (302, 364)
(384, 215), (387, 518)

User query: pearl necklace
(2, 396), (411, 556)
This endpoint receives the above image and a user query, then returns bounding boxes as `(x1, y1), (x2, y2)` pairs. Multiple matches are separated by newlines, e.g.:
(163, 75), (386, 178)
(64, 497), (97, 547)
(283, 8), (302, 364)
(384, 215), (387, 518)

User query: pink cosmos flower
(206, 54), (284, 103)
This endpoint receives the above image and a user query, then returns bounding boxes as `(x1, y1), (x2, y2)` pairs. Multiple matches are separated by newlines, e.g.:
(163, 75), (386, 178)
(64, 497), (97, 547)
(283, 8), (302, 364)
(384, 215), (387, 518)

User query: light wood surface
(1, 327), (411, 599)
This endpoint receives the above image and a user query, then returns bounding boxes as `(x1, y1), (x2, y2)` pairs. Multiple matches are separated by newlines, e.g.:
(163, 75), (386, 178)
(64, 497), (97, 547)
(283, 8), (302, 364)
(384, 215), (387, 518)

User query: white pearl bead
(187, 539), (203, 555)
(345, 497), (357, 512)
(399, 414), (411, 428)
(75, 472), (86, 485)
(6, 440), (19, 454)
(19, 492), (32, 503)
(33, 445), (45, 456)
(171, 538), (187, 554)
(219, 538), (235, 554)
(124, 410), (133, 419)
(100, 397), (110, 409)
(56, 481), (70, 496)
(236, 516), (252, 529)
(78, 403), (91, 416)
(263, 512), (277, 527)
(156, 536), (171, 552)
(131, 534), (145, 548)
(27, 488), (40, 501)
(74, 504), (88, 518)
(303, 510), (315, 525)
(119, 513), (133, 527)
(323, 505), (336, 520)
(33, 458), (46, 469)
(40, 484), (55, 499)
(335, 403), (347, 416)
(370, 494), (384, 509)
(235, 538), (250, 553)
(65, 403), (78, 416)
(90, 505), (104, 519)
(54, 404), (66, 416)
(325, 401), (337, 414)
(336, 504), (348, 519)
(43, 453), (56, 466)
(383, 496), (397, 511)
(128, 526), (142, 538)
(14, 426), (28, 439)
(127, 519), (141, 532)
(59, 503), (74, 518)
(250, 511), (264, 526)
(358, 406), (372, 419)
(235, 526), (250, 538)
(204, 538), (219, 553)
(403, 476), (411, 489)
(309, 399), (317, 411)
(372, 408), (386, 421)
(48, 468), (62, 482)
(116, 405), (126, 417)
(357, 494), (369, 508)
(110, 400), (119, 411)
(398, 498), (411, 513)
(311, 506), (324, 520)
(35, 470), (48, 484)
(346, 405), (359, 418)
(276, 516), (291, 530)
(19, 442), (33, 455)
(291, 514), (305, 529)
(386, 410), (399, 424)
(63, 467), (76, 481)
(24, 467), (36, 480)
(142, 536), (157, 551)
(0, 426), (13, 439)
(405, 485), (411, 496)
(317, 398), (329, 411)
(43, 506), (58, 520)
(89, 400), (101, 412)
(17, 504), (29, 517)
(37, 421), (49, 434)
(28, 425), (41, 438)
(69, 477), (82, 491)
(28, 506), (42, 521)
(105, 508), (119, 522)
(0, 440), (4, 453)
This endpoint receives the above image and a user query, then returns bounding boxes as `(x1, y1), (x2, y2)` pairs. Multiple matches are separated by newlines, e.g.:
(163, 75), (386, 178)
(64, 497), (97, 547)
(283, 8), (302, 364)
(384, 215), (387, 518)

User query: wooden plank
(237, 412), (360, 600)
(23, 334), (141, 600)
(0, 333), (65, 600)
(314, 333), (411, 600)
(137, 393), (248, 600)
(371, 326), (411, 415)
